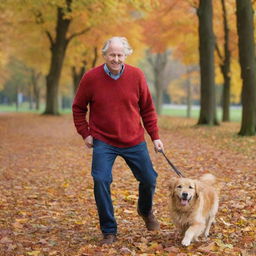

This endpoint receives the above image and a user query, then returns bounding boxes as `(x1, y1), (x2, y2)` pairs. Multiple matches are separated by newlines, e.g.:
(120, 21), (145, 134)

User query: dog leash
(159, 149), (185, 178)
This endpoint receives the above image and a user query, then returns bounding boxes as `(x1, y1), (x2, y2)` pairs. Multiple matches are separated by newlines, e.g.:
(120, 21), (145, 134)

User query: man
(72, 36), (164, 245)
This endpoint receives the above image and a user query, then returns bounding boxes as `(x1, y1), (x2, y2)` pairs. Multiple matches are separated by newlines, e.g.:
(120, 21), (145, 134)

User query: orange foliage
(140, 0), (198, 57)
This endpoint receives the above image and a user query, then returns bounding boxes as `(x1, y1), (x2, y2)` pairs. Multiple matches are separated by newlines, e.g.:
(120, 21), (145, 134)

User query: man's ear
(168, 177), (178, 197)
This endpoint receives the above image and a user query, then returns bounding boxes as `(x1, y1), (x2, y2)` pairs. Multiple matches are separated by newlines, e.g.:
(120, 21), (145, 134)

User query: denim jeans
(91, 139), (158, 235)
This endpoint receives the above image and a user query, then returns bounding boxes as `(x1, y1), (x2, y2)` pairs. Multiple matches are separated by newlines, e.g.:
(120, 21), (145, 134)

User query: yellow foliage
(215, 59), (242, 104)
(168, 79), (186, 104)
(64, 0), (149, 80)
(215, 65), (224, 85)
(230, 59), (242, 103)
(167, 68), (200, 104)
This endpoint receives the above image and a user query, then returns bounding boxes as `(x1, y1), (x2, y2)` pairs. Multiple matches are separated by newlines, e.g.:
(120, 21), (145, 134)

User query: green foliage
(1, 58), (30, 103)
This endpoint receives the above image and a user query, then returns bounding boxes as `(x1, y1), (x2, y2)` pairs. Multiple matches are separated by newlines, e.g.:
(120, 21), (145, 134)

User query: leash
(159, 149), (185, 178)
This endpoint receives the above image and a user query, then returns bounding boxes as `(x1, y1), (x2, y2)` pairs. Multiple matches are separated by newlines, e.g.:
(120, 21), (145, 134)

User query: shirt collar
(104, 64), (125, 80)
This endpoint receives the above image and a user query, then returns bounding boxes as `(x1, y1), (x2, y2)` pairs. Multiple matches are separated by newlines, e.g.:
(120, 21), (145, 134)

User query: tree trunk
(221, 0), (231, 122)
(91, 46), (98, 68)
(28, 82), (33, 110)
(72, 64), (86, 94)
(72, 47), (98, 94)
(35, 87), (40, 110)
(147, 51), (169, 115)
(221, 66), (231, 122)
(44, 5), (71, 115)
(31, 69), (41, 111)
(197, 0), (218, 125)
(186, 67), (192, 118)
(154, 69), (164, 115)
(236, 0), (256, 136)
(16, 86), (19, 112)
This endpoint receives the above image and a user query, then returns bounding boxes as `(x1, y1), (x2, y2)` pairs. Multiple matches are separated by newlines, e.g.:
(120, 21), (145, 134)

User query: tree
(43, 0), (74, 114)
(0, 4), (12, 88)
(146, 50), (170, 114)
(17, 0), (146, 115)
(215, 0), (231, 122)
(71, 46), (98, 94)
(236, 0), (256, 136)
(197, 0), (218, 125)
(140, 0), (196, 114)
(29, 69), (42, 110)
(2, 58), (30, 109)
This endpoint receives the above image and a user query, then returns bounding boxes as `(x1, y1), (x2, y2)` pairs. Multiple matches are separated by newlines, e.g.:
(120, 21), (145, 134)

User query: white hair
(102, 36), (133, 56)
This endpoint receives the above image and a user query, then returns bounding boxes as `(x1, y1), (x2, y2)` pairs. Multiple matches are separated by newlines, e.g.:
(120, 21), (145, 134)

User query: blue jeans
(91, 139), (158, 235)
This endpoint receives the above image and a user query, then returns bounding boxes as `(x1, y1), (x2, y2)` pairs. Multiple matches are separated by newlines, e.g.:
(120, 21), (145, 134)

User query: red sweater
(72, 64), (159, 147)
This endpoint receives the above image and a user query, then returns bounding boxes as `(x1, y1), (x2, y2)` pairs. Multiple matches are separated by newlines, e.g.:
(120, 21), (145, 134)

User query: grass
(0, 103), (71, 114)
(161, 105), (241, 122)
(0, 103), (242, 122)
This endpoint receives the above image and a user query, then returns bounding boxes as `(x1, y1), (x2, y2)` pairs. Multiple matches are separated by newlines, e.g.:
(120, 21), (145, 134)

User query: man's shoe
(138, 209), (160, 231)
(99, 234), (117, 246)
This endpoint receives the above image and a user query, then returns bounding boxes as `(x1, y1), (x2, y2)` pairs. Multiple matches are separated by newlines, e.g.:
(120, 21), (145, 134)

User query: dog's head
(169, 177), (201, 208)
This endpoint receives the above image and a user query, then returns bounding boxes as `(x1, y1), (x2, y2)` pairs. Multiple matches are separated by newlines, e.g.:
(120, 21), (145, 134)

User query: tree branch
(66, 27), (90, 43)
(33, 9), (44, 24)
(91, 47), (98, 68)
(45, 30), (54, 47)
(215, 40), (223, 64)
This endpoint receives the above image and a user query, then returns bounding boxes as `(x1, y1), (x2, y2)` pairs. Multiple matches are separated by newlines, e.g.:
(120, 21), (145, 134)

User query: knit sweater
(72, 64), (159, 148)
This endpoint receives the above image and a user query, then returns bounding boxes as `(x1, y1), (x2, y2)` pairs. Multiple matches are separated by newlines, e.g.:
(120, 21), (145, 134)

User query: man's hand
(84, 135), (93, 148)
(153, 139), (164, 153)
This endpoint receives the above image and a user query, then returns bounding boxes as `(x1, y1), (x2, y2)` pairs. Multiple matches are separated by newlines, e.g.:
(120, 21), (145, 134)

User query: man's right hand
(84, 135), (93, 148)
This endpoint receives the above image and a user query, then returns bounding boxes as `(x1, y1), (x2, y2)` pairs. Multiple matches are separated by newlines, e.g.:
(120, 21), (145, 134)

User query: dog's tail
(200, 173), (216, 185)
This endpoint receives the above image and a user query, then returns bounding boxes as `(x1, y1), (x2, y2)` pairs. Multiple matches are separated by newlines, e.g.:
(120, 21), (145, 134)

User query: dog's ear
(168, 177), (178, 197)
(195, 181), (203, 198)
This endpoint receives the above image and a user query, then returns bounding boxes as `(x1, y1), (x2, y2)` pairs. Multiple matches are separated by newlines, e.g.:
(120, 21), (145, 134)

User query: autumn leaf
(27, 251), (41, 256)
(0, 114), (255, 256)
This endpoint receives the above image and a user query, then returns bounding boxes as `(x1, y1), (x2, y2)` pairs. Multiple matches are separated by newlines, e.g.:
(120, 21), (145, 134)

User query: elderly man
(72, 36), (164, 245)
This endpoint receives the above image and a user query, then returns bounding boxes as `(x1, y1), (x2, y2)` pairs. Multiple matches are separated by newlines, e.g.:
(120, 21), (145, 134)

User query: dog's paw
(181, 237), (191, 246)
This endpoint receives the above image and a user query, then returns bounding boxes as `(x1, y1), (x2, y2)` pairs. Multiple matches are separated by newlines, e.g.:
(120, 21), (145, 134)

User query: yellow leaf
(62, 182), (69, 188)
(75, 220), (86, 225)
(27, 251), (41, 256)
(149, 242), (160, 250)
(126, 194), (138, 201)
(215, 239), (233, 249)
(15, 218), (28, 223)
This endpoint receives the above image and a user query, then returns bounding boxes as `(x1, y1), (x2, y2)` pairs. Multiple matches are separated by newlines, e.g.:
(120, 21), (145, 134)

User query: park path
(0, 113), (255, 256)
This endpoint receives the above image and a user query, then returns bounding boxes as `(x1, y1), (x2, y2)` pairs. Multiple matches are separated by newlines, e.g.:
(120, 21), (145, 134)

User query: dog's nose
(182, 192), (188, 199)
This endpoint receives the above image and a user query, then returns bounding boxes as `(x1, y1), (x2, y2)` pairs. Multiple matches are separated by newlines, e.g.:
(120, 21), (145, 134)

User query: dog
(168, 173), (219, 246)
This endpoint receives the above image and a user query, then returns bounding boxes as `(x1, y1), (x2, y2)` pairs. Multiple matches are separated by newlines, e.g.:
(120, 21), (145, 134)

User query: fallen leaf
(198, 242), (216, 253)
(0, 237), (13, 244)
(27, 251), (41, 256)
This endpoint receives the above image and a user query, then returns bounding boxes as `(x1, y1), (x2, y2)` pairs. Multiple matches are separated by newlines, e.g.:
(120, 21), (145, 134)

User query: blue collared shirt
(104, 64), (125, 80)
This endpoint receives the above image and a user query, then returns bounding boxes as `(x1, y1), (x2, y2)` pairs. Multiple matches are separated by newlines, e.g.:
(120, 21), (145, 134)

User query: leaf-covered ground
(0, 113), (255, 256)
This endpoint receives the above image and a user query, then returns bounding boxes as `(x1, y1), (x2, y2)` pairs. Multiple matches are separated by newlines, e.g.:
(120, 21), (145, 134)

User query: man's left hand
(153, 139), (164, 153)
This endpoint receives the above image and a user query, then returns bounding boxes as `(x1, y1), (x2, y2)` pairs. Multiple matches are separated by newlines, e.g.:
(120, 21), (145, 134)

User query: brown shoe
(138, 209), (160, 231)
(99, 234), (117, 246)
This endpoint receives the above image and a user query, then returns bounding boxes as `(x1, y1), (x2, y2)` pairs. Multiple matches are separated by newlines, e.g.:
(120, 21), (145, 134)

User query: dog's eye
(177, 185), (182, 188)
(189, 186), (194, 189)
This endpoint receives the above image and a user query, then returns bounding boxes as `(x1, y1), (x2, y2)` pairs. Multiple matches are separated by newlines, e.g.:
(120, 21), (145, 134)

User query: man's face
(103, 42), (126, 75)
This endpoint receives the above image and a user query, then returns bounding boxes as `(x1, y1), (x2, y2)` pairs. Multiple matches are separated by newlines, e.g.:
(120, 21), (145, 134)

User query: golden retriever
(168, 173), (219, 246)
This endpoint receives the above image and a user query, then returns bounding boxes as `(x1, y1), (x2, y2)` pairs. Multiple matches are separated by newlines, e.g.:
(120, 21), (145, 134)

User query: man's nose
(114, 56), (119, 62)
